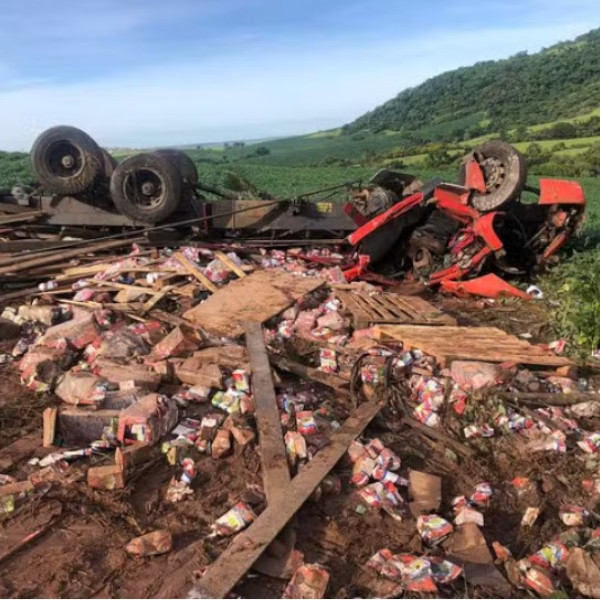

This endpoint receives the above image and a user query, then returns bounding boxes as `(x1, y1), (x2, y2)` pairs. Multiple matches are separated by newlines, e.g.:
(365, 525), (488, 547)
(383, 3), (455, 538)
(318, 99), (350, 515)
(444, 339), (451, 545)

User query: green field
(187, 130), (411, 167)
(195, 163), (447, 198)
(1, 152), (597, 237)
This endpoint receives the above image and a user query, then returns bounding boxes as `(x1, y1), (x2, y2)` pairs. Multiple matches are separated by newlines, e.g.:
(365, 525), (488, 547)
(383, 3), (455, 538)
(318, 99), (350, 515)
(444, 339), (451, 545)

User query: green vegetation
(195, 163), (449, 198)
(185, 130), (413, 167)
(544, 247), (600, 358)
(0, 151), (32, 190)
(346, 28), (600, 142)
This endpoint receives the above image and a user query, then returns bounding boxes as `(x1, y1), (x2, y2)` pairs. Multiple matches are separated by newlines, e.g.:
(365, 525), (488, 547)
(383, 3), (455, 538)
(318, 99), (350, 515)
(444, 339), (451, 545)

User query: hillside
(345, 28), (600, 141)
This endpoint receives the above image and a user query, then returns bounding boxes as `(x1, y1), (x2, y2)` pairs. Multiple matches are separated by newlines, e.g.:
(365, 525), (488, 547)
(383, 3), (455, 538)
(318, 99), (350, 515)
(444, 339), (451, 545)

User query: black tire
(154, 149), (198, 184)
(110, 153), (183, 224)
(458, 140), (527, 212)
(100, 149), (117, 178)
(31, 126), (103, 194)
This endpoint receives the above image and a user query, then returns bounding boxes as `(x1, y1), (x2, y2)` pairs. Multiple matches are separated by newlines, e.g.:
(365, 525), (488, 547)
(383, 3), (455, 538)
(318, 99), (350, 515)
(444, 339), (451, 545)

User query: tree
(549, 122), (577, 139)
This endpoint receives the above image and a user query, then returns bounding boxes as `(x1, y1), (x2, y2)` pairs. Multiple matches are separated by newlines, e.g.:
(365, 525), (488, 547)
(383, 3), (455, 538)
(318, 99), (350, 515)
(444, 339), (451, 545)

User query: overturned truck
(0, 126), (586, 297)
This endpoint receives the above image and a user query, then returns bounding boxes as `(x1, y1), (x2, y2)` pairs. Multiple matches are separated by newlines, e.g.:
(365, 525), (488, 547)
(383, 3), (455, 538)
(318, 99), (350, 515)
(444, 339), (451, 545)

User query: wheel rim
(46, 140), (85, 179)
(123, 169), (165, 210)
(478, 155), (506, 194)
(412, 247), (433, 274)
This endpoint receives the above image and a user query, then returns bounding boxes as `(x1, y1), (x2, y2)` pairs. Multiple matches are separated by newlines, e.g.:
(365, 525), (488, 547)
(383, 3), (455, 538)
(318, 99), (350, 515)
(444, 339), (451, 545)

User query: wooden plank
(245, 322), (290, 504)
(173, 251), (218, 293)
(335, 291), (456, 327)
(268, 353), (351, 393)
(376, 330), (551, 354)
(381, 295), (457, 325)
(377, 295), (412, 319)
(91, 280), (153, 294)
(373, 324), (574, 367)
(152, 273), (185, 290)
(183, 270), (325, 338)
(355, 293), (397, 320)
(150, 310), (189, 328)
(0, 211), (43, 225)
(443, 352), (574, 368)
(141, 285), (175, 315)
(391, 294), (443, 318)
(153, 400), (381, 599)
(335, 290), (371, 328)
(43, 407), (58, 447)
(215, 251), (247, 279)
(496, 391), (597, 406)
(0, 238), (144, 276)
(375, 324), (507, 338)
(0, 432), (40, 472)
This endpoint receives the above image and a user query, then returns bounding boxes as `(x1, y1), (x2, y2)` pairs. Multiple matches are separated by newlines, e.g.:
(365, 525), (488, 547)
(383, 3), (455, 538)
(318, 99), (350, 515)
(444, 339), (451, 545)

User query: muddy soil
(0, 298), (598, 599)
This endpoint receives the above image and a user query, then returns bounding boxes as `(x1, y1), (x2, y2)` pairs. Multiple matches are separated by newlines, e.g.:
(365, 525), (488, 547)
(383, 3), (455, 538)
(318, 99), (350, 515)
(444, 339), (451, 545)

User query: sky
(0, 0), (598, 150)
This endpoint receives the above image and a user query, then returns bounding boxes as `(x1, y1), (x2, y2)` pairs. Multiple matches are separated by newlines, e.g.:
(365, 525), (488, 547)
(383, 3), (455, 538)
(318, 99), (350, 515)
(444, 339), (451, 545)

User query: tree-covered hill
(346, 28), (600, 141)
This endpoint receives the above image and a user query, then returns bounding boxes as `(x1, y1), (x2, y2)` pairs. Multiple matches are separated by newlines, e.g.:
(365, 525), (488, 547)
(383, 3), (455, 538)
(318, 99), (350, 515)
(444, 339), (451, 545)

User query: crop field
(195, 163), (447, 198)
(1, 151), (598, 237)
(188, 131), (410, 166)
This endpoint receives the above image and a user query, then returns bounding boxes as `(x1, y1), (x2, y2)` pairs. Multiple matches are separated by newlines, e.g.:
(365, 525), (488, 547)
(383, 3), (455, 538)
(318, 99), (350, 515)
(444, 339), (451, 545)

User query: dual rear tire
(31, 126), (198, 223)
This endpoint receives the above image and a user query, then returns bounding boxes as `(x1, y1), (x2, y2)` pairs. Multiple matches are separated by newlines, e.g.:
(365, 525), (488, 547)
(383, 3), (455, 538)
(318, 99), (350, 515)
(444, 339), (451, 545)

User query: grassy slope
(194, 131), (411, 166)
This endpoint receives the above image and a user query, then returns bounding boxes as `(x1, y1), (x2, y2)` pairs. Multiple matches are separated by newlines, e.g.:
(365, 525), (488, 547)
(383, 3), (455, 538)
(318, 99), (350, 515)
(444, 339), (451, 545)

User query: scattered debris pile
(0, 241), (599, 598)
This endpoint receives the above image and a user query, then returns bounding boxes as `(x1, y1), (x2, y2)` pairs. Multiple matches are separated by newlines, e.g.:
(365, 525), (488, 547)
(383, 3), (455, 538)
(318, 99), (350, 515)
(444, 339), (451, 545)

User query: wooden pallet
(373, 324), (574, 368)
(183, 270), (325, 338)
(334, 290), (456, 329)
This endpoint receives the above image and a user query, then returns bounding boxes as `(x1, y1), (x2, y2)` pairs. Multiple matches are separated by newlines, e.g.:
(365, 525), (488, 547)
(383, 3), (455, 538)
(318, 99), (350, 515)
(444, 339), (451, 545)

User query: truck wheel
(458, 140), (527, 212)
(31, 126), (103, 194)
(101, 149), (117, 178)
(154, 149), (198, 184)
(110, 153), (183, 224)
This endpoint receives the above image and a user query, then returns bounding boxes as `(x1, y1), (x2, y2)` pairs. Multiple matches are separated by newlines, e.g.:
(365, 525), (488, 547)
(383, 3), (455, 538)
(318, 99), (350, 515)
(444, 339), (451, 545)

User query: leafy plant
(545, 249), (600, 358)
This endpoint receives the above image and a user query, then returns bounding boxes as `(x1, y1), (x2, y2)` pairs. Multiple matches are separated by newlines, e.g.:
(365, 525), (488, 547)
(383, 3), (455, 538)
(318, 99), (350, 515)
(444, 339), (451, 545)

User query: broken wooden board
(268, 352), (351, 395)
(0, 432), (41, 472)
(173, 251), (218, 293)
(153, 400), (381, 599)
(245, 322), (290, 504)
(374, 324), (574, 367)
(183, 270), (325, 338)
(336, 290), (456, 329)
(215, 250), (247, 279)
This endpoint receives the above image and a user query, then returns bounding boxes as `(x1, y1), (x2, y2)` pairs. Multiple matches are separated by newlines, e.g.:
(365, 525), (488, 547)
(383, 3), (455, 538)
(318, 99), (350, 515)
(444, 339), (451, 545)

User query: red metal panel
(347, 192), (424, 246)
(343, 202), (368, 226)
(473, 213), (504, 251)
(435, 194), (480, 223)
(440, 274), (531, 300)
(538, 179), (586, 205)
(429, 247), (493, 284)
(464, 159), (487, 193)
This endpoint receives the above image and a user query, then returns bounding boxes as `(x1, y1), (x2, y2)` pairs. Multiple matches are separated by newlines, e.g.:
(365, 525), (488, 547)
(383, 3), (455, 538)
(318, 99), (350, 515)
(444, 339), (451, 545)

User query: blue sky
(0, 0), (598, 150)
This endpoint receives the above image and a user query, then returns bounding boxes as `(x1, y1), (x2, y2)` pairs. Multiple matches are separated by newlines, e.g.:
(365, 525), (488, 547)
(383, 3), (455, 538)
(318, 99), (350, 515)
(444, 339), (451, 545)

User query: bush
(546, 249), (600, 358)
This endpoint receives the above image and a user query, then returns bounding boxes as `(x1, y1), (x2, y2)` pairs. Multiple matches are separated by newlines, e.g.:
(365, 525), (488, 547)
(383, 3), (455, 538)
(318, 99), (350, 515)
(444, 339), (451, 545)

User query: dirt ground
(0, 298), (597, 599)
